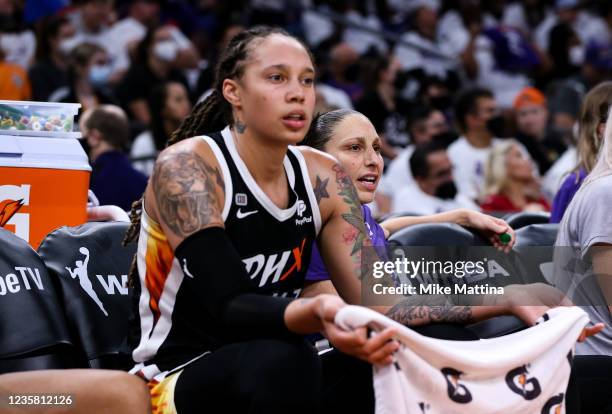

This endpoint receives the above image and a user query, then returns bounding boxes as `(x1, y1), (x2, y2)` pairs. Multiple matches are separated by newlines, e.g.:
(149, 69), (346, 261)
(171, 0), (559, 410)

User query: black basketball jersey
(131, 126), (321, 380)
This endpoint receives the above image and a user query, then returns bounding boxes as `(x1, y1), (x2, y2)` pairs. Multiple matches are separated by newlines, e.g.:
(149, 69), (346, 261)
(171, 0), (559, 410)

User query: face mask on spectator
(154, 40), (178, 62)
(486, 115), (506, 137)
(89, 64), (112, 87)
(59, 37), (80, 56)
(434, 180), (457, 200)
(569, 45), (585, 66)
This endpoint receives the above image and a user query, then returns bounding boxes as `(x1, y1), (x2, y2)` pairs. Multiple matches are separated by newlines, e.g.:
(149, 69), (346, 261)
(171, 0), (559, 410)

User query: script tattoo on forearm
(386, 303), (474, 326)
(153, 150), (224, 237)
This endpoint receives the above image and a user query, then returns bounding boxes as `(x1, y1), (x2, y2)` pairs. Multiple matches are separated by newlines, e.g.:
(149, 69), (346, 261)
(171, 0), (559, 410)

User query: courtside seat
(512, 223), (560, 287)
(0, 228), (79, 373)
(376, 211), (421, 223)
(469, 224), (560, 339)
(514, 223), (559, 246)
(387, 222), (489, 247)
(38, 222), (136, 370)
(387, 223), (526, 339)
(503, 211), (551, 229)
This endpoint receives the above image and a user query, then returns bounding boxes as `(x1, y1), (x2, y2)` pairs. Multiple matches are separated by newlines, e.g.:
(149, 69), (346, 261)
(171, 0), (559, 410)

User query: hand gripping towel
(335, 306), (589, 414)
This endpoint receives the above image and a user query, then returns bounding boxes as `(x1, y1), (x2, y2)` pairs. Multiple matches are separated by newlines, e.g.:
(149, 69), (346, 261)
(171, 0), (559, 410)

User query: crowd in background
(2, 0), (612, 220)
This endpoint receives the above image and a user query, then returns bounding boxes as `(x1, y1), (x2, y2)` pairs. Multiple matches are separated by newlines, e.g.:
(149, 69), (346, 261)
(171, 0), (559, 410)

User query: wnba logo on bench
(65, 246), (129, 317)
(0, 184), (30, 242)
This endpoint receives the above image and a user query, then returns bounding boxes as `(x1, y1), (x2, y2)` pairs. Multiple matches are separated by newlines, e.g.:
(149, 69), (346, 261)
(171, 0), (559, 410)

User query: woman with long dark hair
(28, 15), (74, 101)
(131, 81), (192, 176)
(123, 26), (398, 414)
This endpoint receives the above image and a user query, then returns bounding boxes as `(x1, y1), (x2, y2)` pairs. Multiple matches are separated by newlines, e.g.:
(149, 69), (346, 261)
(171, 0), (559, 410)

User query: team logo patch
(235, 193), (248, 206)
(505, 365), (541, 400)
(441, 367), (472, 404)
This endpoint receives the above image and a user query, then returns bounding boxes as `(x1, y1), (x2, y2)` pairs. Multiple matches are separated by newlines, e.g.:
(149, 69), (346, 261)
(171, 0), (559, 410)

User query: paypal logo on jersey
(295, 199), (312, 226)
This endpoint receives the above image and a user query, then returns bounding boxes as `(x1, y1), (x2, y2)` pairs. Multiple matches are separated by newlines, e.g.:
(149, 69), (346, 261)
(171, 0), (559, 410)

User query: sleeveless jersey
(130, 126), (322, 380)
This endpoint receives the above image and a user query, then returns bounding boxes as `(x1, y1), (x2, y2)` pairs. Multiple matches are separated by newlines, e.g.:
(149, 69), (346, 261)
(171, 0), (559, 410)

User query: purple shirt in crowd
(550, 169), (587, 224)
(306, 205), (388, 281)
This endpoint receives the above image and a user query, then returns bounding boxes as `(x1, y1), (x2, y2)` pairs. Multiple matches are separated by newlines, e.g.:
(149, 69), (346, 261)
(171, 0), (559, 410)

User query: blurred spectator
(323, 42), (362, 102)
(301, 0), (336, 48)
(115, 26), (190, 125)
(104, 0), (161, 77)
(106, 0), (199, 80)
(581, 41), (612, 90)
(502, 0), (553, 37)
(550, 81), (612, 223)
(0, 0), (36, 70)
(81, 105), (147, 211)
(66, 0), (114, 48)
(439, 1), (535, 108)
(0, 48), (30, 99)
(342, 2), (388, 55)
(513, 86), (566, 174)
(377, 106), (449, 213)
(438, 0), (498, 58)
(195, 23), (245, 100)
(545, 39), (612, 147)
(29, 15), (74, 101)
(49, 43), (116, 114)
(480, 139), (549, 213)
(249, 0), (299, 27)
(547, 22), (581, 81)
(447, 87), (504, 201)
(534, 0), (610, 54)
(418, 75), (455, 115)
(391, 140), (479, 215)
(355, 55), (409, 159)
(393, 2), (456, 81)
(131, 81), (191, 176)
(316, 83), (353, 111)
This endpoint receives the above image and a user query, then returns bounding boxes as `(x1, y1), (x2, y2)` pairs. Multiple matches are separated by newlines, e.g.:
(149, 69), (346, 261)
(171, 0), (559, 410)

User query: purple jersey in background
(306, 205), (388, 281)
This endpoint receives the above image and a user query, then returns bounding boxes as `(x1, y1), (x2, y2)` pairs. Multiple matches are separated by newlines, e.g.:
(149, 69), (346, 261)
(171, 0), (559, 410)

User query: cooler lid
(0, 136), (91, 171)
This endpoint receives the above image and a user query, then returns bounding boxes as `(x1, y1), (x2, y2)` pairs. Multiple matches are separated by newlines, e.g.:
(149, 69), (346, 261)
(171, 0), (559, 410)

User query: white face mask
(153, 40), (178, 62)
(59, 37), (80, 55)
(569, 45), (584, 66)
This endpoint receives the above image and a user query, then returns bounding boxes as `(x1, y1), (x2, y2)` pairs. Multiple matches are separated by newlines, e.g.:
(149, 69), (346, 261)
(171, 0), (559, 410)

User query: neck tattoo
(235, 120), (247, 134)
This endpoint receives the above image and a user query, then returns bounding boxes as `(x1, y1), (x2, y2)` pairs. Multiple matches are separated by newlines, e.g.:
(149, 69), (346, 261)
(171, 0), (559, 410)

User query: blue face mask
(89, 64), (112, 87)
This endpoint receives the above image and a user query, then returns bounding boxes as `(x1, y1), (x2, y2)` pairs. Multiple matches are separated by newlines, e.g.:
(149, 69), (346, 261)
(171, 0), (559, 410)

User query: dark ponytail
(300, 108), (361, 151)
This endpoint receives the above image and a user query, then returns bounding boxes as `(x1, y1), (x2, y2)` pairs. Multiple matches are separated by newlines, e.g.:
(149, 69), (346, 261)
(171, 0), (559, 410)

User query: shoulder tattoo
(152, 150), (224, 237)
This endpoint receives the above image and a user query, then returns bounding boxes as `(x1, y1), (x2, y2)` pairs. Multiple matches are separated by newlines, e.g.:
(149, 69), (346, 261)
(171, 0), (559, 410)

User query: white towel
(335, 306), (589, 414)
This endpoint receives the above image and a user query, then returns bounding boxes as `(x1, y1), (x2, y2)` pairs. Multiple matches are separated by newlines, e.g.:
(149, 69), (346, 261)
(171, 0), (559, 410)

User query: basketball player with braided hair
(123, 26), (399, 414)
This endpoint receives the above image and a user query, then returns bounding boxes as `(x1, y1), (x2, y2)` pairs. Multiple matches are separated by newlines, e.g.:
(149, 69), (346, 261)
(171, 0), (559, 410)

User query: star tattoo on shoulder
(314, 175), (330, 203)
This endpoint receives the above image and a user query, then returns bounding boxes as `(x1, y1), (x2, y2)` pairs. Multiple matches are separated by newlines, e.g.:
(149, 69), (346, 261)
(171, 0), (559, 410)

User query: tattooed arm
(145, 138), (225, 249)
(300, 147), (520, 326)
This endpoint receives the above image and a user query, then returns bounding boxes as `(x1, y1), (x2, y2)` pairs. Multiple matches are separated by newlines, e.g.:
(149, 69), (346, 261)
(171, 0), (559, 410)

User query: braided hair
(123, 26), (313, 283)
